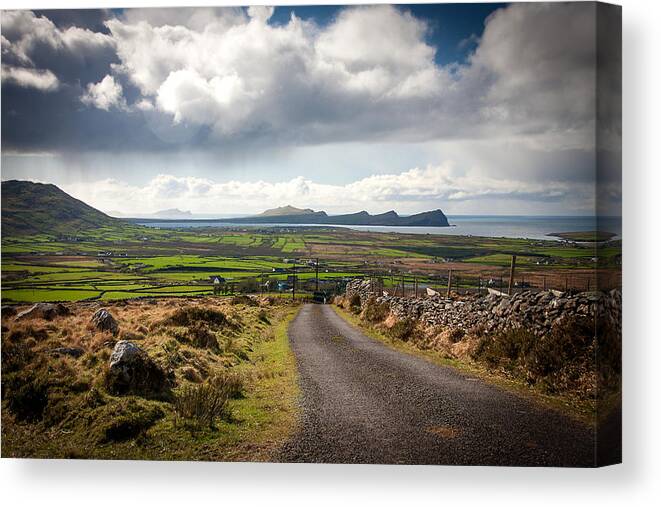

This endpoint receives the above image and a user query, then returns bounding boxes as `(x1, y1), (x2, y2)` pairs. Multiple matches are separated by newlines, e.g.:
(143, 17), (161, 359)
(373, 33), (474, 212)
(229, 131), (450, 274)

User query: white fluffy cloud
(2, 4), (616, 216)
(104, 5), (453, 141)
(81, 75), (126, 111)
(1, 64), (59, 91)
(1, 10), (115, 87)
(63, 165), (586, 217)
(1, 4), (602, 151)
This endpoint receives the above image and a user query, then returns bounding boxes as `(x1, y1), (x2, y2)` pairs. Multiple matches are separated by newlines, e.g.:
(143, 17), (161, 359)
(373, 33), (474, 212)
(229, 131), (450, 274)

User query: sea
(136, 215), (622, 242)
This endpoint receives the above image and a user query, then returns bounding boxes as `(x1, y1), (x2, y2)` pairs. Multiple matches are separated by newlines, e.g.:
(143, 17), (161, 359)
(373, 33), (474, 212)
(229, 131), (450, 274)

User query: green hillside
(1, 180), (122, 236)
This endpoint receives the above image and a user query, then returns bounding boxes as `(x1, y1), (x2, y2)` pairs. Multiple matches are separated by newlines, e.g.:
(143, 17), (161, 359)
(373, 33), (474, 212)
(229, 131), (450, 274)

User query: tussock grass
(1, 296), (300, 460)
(174, 370), (244, 428)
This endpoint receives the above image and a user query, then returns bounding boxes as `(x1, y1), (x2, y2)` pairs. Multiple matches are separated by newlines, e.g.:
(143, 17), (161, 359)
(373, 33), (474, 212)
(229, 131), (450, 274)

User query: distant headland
(135, 205), (451, 227)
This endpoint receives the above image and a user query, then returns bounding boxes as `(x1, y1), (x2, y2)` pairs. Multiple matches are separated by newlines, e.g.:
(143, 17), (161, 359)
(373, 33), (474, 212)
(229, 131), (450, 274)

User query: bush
(3, 370), (49, 422)
(471, 317), (597, 396)
(448, 328), (465, 343)
(230, 295), (258, 307)
(348, 294), (362, 313)
(187, 323), (220, 350)
(257, 309), (270, 324)
(93, 398), (165, 443)
(387, 319), (416, 342)
(1, 332), (35, 373)
(361, 297), (389, 323)
(164, 307), (229, 329)
(174, 370), (244, 428)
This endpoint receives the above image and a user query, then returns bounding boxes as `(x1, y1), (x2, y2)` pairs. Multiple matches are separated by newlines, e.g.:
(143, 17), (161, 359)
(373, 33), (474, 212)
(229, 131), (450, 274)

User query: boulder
(15, 303), (70, 321)
(106, 341), (168, 395)
(91, 309), (119, 335)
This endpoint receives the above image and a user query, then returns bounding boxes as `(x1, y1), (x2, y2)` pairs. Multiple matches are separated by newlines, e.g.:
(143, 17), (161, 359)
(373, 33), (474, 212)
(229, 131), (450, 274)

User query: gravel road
(278, 304), (596, 466)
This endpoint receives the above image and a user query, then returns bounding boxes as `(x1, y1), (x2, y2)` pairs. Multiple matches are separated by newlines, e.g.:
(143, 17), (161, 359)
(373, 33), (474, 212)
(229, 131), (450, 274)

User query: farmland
(1, 223), (621, 304)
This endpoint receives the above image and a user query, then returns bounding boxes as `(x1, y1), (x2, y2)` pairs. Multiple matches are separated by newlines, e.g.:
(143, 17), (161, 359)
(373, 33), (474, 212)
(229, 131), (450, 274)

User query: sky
(0, 3), (621, 217)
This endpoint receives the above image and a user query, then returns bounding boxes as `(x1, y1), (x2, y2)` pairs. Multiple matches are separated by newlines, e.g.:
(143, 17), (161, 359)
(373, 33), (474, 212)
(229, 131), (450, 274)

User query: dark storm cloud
(32, 8), (114, 34)
(2, 4), (604, 155)
(0, 3), (620, 218)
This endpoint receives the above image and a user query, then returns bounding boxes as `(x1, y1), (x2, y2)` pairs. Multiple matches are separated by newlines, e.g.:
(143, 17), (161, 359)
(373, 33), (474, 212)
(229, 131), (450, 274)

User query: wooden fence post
(447, 269), (453, 297)
(507, 255), (517, 296)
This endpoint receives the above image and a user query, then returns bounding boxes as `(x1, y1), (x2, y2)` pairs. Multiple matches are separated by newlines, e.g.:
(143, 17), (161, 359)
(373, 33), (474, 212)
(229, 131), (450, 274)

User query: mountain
(211, 208), (450, 227)
(258, 205), (317, 217)
(1, 180), (121, 235)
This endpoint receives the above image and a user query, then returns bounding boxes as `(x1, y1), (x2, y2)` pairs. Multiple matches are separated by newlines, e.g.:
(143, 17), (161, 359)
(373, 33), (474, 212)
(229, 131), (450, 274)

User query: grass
(549, 231), (617, 242)
(2, 224), (621, 305)
(1, 298), (302, 460)
(331, 304), (597, 426)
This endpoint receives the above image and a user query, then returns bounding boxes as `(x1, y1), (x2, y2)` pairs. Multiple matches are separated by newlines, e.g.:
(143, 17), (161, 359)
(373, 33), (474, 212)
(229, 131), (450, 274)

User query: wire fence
(210, 264), (620, 300)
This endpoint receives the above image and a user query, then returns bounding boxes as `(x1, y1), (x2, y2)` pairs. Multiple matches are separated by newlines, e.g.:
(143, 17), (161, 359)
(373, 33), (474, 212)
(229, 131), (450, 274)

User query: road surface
(278, 304), (596, 466)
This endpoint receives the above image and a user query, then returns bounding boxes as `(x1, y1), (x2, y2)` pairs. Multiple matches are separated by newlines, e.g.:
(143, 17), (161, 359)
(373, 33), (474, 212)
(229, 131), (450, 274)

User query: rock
(106, 341), (168, 395)
(15, 303), (70, 321)
(50, 347), (85, 358)
(91, 309), (119, 335)
(343, 277), (620, 341)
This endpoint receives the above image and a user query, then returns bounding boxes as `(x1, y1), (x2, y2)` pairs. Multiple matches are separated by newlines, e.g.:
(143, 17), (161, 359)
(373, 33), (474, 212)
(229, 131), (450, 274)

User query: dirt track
(278, 304), (596, 466)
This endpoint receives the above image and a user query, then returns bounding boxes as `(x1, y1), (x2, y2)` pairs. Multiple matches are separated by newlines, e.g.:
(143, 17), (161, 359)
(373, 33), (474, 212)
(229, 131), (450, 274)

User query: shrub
(361, 297), (389, 323)
(471, 316), (597, 396)
(187, 323), (220, 350)
(1, 332), (35, 373)
(348, 294), (362, 313)
(257, 309), (270, 324)
(174, 370), (244, 428)
(93, 398), (165, 443)
(164, 307), (229, 329)
(230, 295), (258, 307)
(523, 316), (594, 393)
(387, 318), (416, 342)
(3, 369), (49, 422)
(472, 327), (536, 369)
(448, 328), (465, 343)
(223, 335), (249, 360)
(181, 366), (204, 383)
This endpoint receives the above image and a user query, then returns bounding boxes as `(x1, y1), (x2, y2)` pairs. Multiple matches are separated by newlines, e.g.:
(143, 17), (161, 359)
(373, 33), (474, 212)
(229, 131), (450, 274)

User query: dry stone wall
(345, 279), (621, 337)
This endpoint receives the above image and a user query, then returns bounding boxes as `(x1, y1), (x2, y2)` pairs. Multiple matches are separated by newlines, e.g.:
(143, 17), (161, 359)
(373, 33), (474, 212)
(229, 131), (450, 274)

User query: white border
(1, 1), (659, 506)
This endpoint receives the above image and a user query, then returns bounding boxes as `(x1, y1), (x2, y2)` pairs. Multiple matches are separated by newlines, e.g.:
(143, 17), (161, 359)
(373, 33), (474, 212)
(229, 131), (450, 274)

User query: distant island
(135, 205), (451, 227)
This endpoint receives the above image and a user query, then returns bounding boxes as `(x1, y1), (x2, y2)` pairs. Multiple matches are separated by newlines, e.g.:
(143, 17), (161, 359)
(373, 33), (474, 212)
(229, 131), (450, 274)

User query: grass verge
(1, 300), (301, 461)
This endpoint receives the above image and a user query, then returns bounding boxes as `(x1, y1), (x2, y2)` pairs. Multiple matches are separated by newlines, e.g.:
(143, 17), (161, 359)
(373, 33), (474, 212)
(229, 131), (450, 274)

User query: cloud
(2, 3), (607, 154)
(247, 6), (274, 23)
(464, 2), (597, 149)
(1, 4), (619, 216)
(81, 74), (126, 110)
(62, 163), (587, 217)
(1, 64), (59, 91)
(95, 3), (598, 152)
(0, 10), (116, 84)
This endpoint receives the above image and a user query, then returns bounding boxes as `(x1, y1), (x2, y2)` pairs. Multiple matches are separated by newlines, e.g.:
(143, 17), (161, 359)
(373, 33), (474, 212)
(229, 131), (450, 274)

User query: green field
(1, 223), (621, 303)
